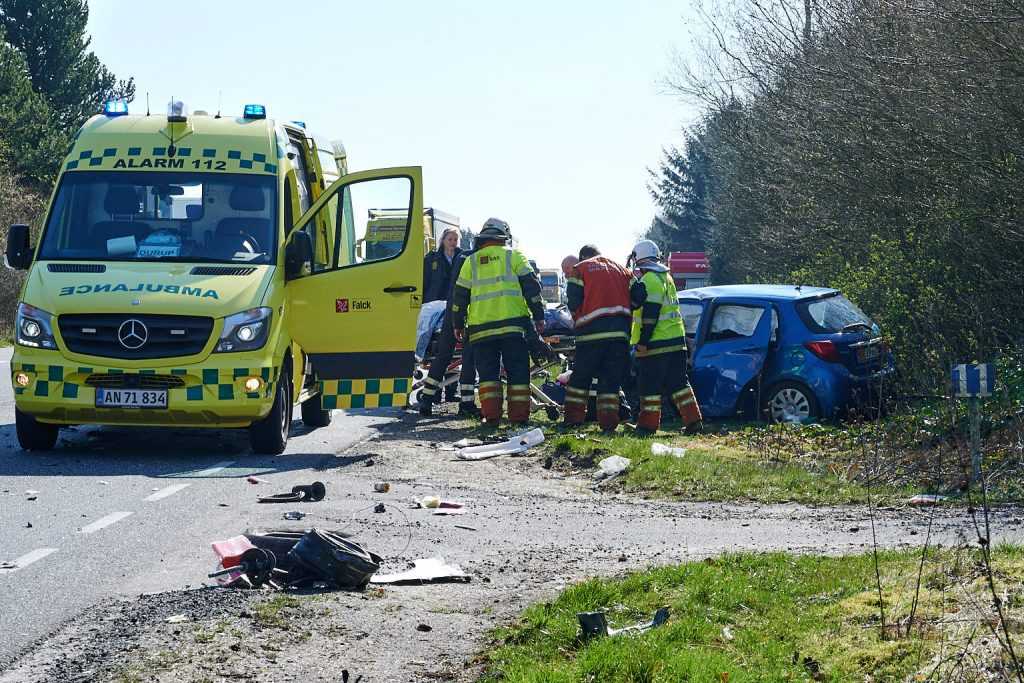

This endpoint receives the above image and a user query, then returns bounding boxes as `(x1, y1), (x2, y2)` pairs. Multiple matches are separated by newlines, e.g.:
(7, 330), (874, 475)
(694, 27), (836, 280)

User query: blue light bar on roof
(103, 100), (129, 117)
(290, 120), (306, 129)
(243, 104), (266, 120)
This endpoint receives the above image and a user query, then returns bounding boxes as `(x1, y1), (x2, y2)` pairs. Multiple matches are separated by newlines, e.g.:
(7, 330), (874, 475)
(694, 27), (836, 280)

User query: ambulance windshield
(38, 171), (277, 265)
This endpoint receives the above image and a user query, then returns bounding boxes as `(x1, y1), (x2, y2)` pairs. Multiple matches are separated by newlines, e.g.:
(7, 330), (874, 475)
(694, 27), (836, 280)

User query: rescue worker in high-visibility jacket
(628, 239), (703, 434)
(564, 244), (633, 432)
(451, 218), (544, 424)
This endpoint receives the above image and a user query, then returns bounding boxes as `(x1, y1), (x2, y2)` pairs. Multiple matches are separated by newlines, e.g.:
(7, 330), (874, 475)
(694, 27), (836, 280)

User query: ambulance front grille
(85, 374), (187, 389)
(58, 313), (214, 360)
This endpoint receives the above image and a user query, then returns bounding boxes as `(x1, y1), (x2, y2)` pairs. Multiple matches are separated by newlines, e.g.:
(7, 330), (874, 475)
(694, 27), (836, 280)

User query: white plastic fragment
(166, 614), (189, 624)
(457, 428), (545, 460)
(651, 443), (686, 458)
(370, 557), (470, 585)
(594, 455), (631, 480)
(909, 494), (948, 506)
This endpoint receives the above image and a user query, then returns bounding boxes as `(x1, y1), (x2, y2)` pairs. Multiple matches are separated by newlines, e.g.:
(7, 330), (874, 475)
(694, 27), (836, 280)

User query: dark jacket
(423, 246), (462, 304)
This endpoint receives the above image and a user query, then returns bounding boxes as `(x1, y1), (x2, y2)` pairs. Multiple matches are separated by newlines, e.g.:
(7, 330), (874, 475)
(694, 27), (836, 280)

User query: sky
(86, 0), (700, 268)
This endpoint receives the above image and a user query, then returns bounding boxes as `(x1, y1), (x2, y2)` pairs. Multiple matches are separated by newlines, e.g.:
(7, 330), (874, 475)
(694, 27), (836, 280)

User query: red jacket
(567, 256), (633, 342)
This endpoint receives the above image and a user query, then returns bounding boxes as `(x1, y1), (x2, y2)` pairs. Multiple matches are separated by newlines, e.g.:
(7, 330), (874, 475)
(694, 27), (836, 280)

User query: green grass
(548, 430), (916, 505)
(484, 546), (1024, 682)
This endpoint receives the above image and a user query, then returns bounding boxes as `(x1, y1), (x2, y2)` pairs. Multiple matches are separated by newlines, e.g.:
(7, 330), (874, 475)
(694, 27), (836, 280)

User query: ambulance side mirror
(5, 224), (33, 270)
(284, 231), (313, 280)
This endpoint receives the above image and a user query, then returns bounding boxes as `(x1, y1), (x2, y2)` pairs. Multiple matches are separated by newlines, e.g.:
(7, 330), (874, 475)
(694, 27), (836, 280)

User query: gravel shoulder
(2, 409), (1022, 683)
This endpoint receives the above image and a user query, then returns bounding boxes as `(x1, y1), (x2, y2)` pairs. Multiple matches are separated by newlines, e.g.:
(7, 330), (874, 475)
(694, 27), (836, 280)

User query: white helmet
(630, 239), (662, 263)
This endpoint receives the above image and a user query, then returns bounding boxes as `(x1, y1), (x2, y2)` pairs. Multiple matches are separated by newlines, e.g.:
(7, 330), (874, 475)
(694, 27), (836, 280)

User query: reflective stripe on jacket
(630, 269), (686, 356)
(567, 256), (633, 344)
(452, 245), (542, 343)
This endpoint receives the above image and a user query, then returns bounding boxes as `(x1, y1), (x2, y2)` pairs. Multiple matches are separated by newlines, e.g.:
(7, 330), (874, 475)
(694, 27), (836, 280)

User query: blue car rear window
(797, 294), (873, 333)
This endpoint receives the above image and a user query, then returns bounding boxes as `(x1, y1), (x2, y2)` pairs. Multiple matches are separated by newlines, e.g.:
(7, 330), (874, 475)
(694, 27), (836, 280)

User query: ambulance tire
(249, 368), (292, 455)
(300, 393), (332, 428)
(16, 409), (59, 451)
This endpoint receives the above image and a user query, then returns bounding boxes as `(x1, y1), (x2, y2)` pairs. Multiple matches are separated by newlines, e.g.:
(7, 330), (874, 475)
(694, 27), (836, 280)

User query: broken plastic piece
(283, 510), (306, 521)
(257, 481), (326, 503)
(594, 455), (631, 480)
(370, 557), (471, 585)
(909, 494), (948, 505)
(651, 443), (686, 457)
(246, 476), (269, 485)
(578, 606), (670, 639)
(166, 614), (189, 624)
(373, 482), (390, 493)
(457, 428), (545, 460)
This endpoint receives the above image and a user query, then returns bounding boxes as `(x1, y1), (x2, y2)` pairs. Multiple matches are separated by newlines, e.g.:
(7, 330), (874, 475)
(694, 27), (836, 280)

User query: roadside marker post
(951, 363), (995, 485)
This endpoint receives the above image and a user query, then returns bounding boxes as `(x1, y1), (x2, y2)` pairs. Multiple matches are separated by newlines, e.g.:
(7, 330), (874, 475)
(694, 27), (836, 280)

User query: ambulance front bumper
(10, 349), (280, 427)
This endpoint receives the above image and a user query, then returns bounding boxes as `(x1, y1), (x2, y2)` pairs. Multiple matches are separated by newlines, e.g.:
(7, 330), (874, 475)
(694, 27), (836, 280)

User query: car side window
(706, 304), (766, 343)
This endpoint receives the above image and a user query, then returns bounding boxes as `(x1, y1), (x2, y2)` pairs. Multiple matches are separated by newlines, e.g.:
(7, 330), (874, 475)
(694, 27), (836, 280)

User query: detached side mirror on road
(5, 224), (33, 270)
(284, 231), (313, 280)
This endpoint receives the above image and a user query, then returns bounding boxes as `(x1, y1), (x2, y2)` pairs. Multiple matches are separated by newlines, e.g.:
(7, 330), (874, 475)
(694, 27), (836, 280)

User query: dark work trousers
(474, 335), (530, 386)
(568, 339), (630, 395)
(421, 311), (477, 406)
(565, 339), (629, 429)
(637, 350), (689, 403)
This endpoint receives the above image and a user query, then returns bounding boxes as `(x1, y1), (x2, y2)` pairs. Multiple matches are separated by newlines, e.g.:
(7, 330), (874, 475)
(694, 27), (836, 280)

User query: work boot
(507, 384), (532, 424)
(458, 402), (479, 417)
(684, 420), (704, 435)
(596, 393), (621, 433)
(562, 385), (587, 425)
(636, 394), (661, 435)
(671, 386), (703, 432)
(478, 381), (503, 423)
(418, 399), (433, 417)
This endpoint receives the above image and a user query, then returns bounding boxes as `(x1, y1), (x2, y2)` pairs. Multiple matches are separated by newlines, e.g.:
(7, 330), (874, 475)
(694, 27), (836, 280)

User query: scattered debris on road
(457, 428), (545, 460)
(373, 502), (386, 513)
(594, 455), (631, 481)
(454, 524), (477, 531)
(165, 614), (189, 624)
(371, 557), (471, 585)
(0, 560), (17, 570)
(257, 481), (326, 504)
(651, 443), (686, 458)
(416, 623), (433, 632)
(283, 511), (306, 521)
(373, 482), (391, 493)
(909, 493), (949, 505)
(578, 606), (670, 639)
(246, 476), (269, 485)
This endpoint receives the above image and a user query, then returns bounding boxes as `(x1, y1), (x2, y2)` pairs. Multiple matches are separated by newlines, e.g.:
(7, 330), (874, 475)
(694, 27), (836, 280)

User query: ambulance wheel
(250, 368), (292, 455)
(16, 409), (59, 451)
(301, 393), (332, 428)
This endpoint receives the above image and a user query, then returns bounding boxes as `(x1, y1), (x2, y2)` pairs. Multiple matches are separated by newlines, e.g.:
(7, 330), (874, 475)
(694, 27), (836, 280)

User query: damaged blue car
(678, 285), (895, 422)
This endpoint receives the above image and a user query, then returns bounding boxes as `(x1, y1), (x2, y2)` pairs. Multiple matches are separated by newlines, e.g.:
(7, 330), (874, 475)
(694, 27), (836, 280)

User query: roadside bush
(0, 169), (45, 339)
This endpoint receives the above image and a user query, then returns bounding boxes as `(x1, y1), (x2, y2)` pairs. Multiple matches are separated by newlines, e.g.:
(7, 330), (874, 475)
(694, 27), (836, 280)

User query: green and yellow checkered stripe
(11, 363), (278, 402)
(319, 377), (411, 410)
(63, 145), (278, 174)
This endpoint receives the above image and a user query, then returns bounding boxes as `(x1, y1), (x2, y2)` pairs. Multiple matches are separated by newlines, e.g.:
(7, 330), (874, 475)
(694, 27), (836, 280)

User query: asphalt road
(0, 346), (396, 666)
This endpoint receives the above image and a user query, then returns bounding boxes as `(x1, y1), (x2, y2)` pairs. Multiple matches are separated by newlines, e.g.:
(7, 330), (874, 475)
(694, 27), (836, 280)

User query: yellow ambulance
(5, 100), (424, 454)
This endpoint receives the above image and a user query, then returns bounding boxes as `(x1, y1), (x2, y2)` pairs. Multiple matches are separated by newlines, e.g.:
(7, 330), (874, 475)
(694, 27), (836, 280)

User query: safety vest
(456, 245), (532, 342)
(630, 269), (686, 355)
(569, 256), (632, 343)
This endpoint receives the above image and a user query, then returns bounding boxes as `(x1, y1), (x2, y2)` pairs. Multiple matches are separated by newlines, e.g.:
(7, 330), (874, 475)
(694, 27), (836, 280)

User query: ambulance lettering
(58, 283), (220, 299)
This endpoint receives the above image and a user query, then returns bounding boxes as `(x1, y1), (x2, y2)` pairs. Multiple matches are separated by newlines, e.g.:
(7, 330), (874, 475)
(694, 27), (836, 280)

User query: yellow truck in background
(6, 100), (425, 454)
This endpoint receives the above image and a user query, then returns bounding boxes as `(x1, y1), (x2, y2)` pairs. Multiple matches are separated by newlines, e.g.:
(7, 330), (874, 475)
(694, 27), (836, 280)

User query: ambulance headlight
(215, 307), (272, 353)
(15, 303), (56, 350)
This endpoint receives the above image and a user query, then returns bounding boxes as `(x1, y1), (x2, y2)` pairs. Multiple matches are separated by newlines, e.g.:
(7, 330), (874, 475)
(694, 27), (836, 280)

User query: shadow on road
(0, 410), (397, 479)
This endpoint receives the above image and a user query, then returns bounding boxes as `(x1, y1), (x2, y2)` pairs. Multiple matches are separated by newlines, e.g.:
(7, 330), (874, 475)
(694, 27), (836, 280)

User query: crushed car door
(285, 167), (423, 409)
(690, 300), (773, 417)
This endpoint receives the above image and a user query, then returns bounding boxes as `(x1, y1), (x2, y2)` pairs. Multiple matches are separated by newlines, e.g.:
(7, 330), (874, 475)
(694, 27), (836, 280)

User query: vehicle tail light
(805, 340), (841, 363)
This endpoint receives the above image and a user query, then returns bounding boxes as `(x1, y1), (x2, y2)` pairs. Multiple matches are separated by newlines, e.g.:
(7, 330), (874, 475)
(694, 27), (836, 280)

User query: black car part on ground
(287, 529), (382, 590)
(256, 481), (327, 504)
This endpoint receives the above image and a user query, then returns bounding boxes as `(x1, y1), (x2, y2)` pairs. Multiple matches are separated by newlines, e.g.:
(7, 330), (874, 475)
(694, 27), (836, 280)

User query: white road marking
(0, 548), (57, 573)
(79, 511), (133, 534)
(144, 483), (191, 502)
(190, 460), (236, 477)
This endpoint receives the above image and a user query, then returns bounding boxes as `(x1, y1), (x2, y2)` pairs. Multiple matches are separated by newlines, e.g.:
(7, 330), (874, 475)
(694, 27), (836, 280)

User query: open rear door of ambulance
(285, 167), (423, 409)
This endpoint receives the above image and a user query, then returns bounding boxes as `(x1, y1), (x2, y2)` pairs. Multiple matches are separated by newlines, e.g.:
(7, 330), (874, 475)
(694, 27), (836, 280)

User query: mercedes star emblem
(117, 319), (148, 350)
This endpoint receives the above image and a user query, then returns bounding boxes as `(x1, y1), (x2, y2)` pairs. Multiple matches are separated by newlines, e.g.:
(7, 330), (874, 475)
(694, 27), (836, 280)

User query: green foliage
(0, 0), (133, 183)
(644, 133), (714, 253)
(485, 548), (1024, 682)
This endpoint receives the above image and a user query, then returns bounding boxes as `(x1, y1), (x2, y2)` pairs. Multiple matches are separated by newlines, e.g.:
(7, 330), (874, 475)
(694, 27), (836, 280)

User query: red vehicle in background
(668, 252), (710, 290)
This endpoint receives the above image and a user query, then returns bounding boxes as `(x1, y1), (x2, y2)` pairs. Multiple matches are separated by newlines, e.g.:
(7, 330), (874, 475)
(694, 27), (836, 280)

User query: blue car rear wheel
(764, 381), (820, 424)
